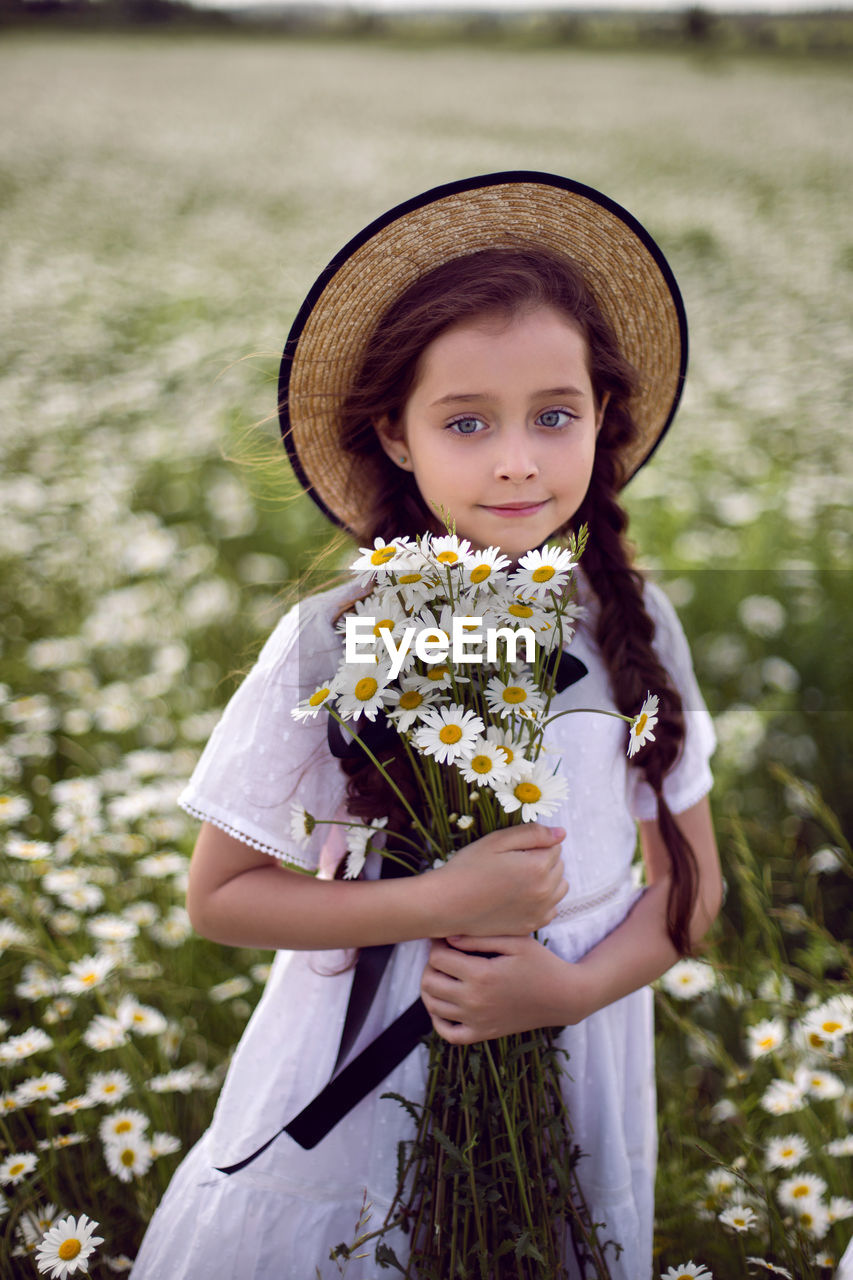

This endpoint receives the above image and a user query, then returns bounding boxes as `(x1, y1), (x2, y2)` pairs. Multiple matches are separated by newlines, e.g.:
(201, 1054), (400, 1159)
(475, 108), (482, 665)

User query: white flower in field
(98, 1109), (148, 1144)
(150, 1131), (181, 1158)
(756, 971), (795, 1004)
(208, 976), (252, 1003)
(706, 1168), (738, 1197)
(115, 996), (167, 1037)
(408, 662), (458, 694)
(50, 911), (81, 936)
(104, 1255), (134, 1272)
(334, 664), (395, 723)
(658, 959), (716, 1000)
(0, 1026), (53, 1063)
(289, 803), (316, 849)
(494, 758), (568, 823)
(34, 1212), (104, 1278)
(794, 1065), (845, 1100)
(135, 852), (187, 878)
(737, 594), (786, 638)
(424, 533), (473, 569)
(828, 1195), (853, 1222)
(50, 778), (101, 814)
(719, 1202), (757, 1232)
(462, 545), (511, 588)
(661, 1263), (713, 1280)
(86, 1070), (132, 1106)
(414, 704), (485, 766)
(15, 962), (58, 1000)
(250, 963), (272, 985)
(50, 1096), (94, 1117)
(0, 1151), (37, 1185)
(148, 1064), (214, 1094)
(765, 1134), (809, 1170)
(148, 907), (192, 947)
(61, 953), (115, 995)
(808, 845), (844, 875)
(777, 1172), (827, 1210)
(0, 793), (31, 825)
(493, 594), (549, 634)
(826, 1135), (853, 1156)
(794, 1201), (829, 1239)
(456, 814), (474, 830)
(6, 838), (52, 862)
(18, 1201), (61, 1246)
(482, 725), (525, 778)
(350, 536), (417, 576)
(746, 1260), (793, 1278)
(0, 1093), (19, 1115)
(713, 704), (765, 770)
(57, 884), (104, 913)
(386, 677), (442, 732)
(484, 673), (544, 721)
(509, 544), (576, 599)
(458, 738), (512, 789)
(343, 817), (388, 880)
(760, 1078), (806, 1116)
(82, 1015), (128, 1052)
(798, 999), (853, 1051)
(627, 693), (659, 758)
(0, 920), (32, 951)
(746, 1017), (787, 1059)
(103, 1132), (152, 1183)
(15, 1073), (66, 1105)
(87, 915), (138, 943)
(37, 1133), (88, 1152)
(122, 901), (158, 927)
(291, 682), (336, 722)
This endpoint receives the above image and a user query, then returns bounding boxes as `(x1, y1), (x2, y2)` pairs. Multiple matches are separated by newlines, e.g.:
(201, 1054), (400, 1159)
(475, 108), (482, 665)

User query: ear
(595, 391), (611, 436)
(374, 415), (413, 471)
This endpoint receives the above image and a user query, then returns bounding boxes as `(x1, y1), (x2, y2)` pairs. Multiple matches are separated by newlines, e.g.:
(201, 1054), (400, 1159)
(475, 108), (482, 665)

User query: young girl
(133, 172), (722, 1279)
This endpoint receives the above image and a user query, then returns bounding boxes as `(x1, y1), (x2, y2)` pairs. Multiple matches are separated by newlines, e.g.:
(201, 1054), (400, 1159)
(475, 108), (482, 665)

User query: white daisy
(86, 1069), (132, 1106)
(82, 1015), (129, 1052)
(0, 920), (32, 950)
(291, 682), (335, 722)
(343, 817), (388, 880)
(0, 1027), (53, 1063)
(150, 1131), (181, 1158)
(350, 536), (416, 577)
(706, 1168), (738, 1196)
(462, 546), (511, 588)
(103, 1132), (152, 1183)
(87, 915), (138, 943)
(456, 815), (474, 831)
(484, 673), (544, 721)
(799, 1001), (853, 1050)
(385, 678), (441, 732)
(15, 1073), (66, 1105)
(104, 1255), (134, 1273)
(658, 959), (716, 1000)
(826, 1135), (853, 1156)
(760, 1078), (807, 1116)
(719, 1202), (757, 1232)
(746, 1017), (787, 1059)
(0, 794), (31, 825)
(60, 953), (115, 996)
(18, 1201), (61, 1245)
(0, 1151), (37, 1185)
(209, 976), (252, 1002)
(765, 1134), (809, 1170)
(408, 663), (459, 694)
(333, 665), (394, 723)
(115, 996), (167, 1037)
(457, 738), (512, 789)
(289, 803), (316, 849)
(386, 567), (436, 612)
(6, 838), (52, 862)
(494, 758), (568, 823)
(661, 1263), (713, 1280)
(828, 1195), (853, 1222)
(414, 705), (485, 767)
(627, 693), (659, 758)
(795, 1201), (830, 1239)
(424, 533), (473, 569)
(794, 1065), (845, 1100)
(482, 725), (525, 778)
(98, 1109), (148, 1144)
(50, 1096), (94, 1117)
(746, 1260), (793, 1278)
(777, 1172), (827, 1210)
(34, 1212), (104, 1278)
(508, 544), (576, 599)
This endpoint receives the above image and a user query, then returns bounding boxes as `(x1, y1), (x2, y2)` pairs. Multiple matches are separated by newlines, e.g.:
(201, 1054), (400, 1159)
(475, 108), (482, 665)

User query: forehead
(414, 304), (591, 386)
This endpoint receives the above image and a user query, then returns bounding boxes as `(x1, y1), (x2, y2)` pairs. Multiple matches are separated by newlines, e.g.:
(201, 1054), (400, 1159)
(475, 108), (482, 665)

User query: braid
(572, 451), (699, 955)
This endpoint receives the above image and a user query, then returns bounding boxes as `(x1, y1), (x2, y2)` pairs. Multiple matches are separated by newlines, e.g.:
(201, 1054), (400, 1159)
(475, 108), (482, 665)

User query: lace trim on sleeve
(178, 798), (317, 875)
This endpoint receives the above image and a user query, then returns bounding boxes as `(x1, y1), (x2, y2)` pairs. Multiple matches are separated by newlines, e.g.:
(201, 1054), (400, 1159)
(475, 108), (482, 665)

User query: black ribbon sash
(214, 649), (587, 1172)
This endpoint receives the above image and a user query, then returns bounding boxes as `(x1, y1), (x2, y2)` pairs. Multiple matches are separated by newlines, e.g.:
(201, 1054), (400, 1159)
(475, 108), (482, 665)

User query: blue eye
(449, 417), (485, 435)
(538, 409), (574, 429)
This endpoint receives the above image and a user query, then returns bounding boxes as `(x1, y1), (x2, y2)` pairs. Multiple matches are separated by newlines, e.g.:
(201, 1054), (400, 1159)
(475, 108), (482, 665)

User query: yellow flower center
(821, 1019), (842, 1033)
(634, 713), (648, 735)
(531, 566), (555, 582)
(427, 666), (448, 682)
(81, 972), (97, 986)
(792, 1184), (809, 1198)
(370, 546), (397, 565)
(104, 1084), (117, 1094)
(808, 1032), (825, 1048)
(398, 572), (422, 584)
(399, 691), (422, 710)
(758, 1035), (774, 1049)
(470, 755), (493, 775)
(354, 677), (378, 701)
(308, 687), (330, 706)
(58, 1240), (82, 1261)
(115, 1120), (133, 1133)
(439, 725), (463, 745)
(514, 782), (542, 804)
(470, 565), (491, 583)
(120, 1149), (135, 1166)
(373, 618), (395, 637)
(502, 686), (527, 704)
(782, 1147), (795, 1158)
(8, 1161), (24, 1176)
(508, 604), (534, 618)
(436, 550), (459, 564)
(496, 744), (514, 764)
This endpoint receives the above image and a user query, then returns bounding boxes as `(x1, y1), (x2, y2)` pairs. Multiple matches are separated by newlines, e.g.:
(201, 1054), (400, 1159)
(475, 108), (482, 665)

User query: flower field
(1, 32), (851, 1277)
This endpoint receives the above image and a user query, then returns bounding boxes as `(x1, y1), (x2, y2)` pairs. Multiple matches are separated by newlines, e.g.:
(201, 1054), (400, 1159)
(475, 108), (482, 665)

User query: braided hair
(334, 246), (698, 952)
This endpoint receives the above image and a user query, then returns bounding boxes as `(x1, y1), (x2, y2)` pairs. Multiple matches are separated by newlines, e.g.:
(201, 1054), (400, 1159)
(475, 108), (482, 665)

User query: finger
(445, 934), (519, 954)
(430, 1014), (479, 1046)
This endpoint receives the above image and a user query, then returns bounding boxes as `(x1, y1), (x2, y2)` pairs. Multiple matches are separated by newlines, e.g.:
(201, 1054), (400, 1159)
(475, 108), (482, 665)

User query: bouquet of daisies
(293, 528), (656, 1279)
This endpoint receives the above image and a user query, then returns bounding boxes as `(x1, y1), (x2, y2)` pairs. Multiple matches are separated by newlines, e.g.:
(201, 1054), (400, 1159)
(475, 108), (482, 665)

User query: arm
(185, 819), (569, 952)
(420, 795), (722, 1044)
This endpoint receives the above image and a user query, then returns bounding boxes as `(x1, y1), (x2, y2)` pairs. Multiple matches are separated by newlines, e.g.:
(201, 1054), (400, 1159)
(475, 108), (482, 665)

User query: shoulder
(639, 578), (695, 665)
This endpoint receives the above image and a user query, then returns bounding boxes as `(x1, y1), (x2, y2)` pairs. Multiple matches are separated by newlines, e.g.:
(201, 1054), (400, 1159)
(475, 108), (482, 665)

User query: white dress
(132, 575), (716, 1280)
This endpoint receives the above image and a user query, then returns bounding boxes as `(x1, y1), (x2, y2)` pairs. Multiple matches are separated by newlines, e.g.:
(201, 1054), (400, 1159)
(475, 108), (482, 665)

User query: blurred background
(0, 9), (851, 1274)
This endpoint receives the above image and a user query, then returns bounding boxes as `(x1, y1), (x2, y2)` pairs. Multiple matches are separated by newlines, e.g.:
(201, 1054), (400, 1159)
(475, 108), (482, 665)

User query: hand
(421, 824), (568, 939)
(420, 934), (589, 1045)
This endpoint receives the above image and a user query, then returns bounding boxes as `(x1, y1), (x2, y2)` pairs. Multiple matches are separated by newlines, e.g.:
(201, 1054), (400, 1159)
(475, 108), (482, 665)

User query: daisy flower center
(371, 547), (397, 565)
(439, 725), (463, 745)
(354, 677), (378, 701)
(634, 713), (648, 735)
(120, 1149), (135, 1167)
(792, 1184), (809, 1198)
(531, 566), (555, 582)
(427, 666), (448, 682)
(8, 1162), (24, 1176)
(58, 1240), (82, 1261)
(80, 972), (97, 986)
(508, 604), (533, 618)
(399, 691), (422, 710)
(496, 745), (514, 763)
(470, 755), (494, 774)
(398, 572), (422, 584)
(436, 550), (459, 564)
(309, 688), (330, 706)
(758, 1035), (774, 1049)
(115, 1120), (132, 1133)
(373, 618), (395, 637)
(502, 687), (527, 705)
(515, 782), (542, 804)
(470, 565), (491, 583)
(821, 1020), (842, 1033)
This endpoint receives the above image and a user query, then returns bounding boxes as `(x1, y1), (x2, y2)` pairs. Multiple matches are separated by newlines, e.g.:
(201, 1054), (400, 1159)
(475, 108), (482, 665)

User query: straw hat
(279, 171), (687, 537)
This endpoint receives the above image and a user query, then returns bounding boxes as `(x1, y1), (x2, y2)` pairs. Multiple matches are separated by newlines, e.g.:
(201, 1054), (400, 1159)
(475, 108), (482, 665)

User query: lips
(482, 500), (549, 517)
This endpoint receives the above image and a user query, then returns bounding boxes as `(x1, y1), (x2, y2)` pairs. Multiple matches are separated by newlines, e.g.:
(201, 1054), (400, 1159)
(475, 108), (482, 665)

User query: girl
(133, 172), (722, 1279)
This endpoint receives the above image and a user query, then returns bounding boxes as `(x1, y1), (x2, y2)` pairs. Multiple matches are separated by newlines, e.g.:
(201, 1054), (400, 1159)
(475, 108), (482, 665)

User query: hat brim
(279, 171), (687, 538)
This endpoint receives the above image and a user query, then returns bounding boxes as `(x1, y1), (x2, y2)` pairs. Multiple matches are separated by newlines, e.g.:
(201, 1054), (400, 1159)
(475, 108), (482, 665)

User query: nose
(495, 429), (539, 483)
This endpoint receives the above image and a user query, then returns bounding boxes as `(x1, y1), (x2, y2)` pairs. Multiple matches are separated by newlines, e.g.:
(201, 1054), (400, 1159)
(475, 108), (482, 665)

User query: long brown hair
(336, 245), (698, 953)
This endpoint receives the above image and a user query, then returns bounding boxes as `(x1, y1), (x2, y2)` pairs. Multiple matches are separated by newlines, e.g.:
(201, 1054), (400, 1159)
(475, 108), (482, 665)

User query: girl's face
(377, 305), (605, 562)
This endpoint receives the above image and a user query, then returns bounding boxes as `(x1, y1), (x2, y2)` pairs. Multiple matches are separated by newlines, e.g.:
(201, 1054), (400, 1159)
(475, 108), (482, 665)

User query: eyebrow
(430, 386), (588, 407)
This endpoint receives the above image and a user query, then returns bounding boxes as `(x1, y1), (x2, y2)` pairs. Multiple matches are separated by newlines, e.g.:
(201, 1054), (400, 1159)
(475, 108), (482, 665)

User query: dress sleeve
(177, 591), (348, 873)
(626, 580), (717, 822)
